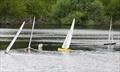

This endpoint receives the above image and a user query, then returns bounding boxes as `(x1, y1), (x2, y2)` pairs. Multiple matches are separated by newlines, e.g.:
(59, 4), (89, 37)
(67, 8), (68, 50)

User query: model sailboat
(104, 17), (116, 46)
(58, 18), (75, 52)
(5, 21), (25, 53)
(26, 17), (36, 53)
(104, 17), (116, 51)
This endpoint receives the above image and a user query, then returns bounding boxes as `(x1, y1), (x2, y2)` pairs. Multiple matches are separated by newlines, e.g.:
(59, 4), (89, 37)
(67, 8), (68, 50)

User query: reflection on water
(0, 29), (120, 51)
(61, 53), (77, 72)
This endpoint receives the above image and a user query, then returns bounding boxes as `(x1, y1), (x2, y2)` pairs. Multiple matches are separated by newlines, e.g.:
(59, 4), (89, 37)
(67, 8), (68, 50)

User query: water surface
(0, 29), (120, 51)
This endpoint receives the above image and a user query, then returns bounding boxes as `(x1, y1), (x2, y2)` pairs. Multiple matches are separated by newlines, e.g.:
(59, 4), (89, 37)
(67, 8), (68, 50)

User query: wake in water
(0, 50), (120, 72)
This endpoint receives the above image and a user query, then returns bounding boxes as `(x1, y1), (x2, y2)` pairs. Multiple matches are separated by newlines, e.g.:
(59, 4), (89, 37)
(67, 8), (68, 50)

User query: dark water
(0, 29), (120, 51)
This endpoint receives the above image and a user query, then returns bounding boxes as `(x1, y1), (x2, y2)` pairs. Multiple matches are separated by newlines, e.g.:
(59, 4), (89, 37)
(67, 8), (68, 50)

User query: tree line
(0, 0), (120, 29)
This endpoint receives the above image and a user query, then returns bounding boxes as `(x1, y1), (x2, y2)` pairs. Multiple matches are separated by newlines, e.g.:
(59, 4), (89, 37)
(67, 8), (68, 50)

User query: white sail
(28, 17), (35, 49)
(108, 17), (113, 43)
(107, 16), (115, 51)
(62, 18), (75, 49)
(5, 21), (25, 53)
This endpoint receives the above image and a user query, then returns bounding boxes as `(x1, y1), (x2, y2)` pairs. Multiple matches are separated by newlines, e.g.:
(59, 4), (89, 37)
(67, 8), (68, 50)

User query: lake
(0, 29), (120, 72)
(0, 29), (120, 51)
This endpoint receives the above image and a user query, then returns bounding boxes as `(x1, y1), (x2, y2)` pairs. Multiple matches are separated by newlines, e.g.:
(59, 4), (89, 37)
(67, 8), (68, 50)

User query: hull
(58, 48), (72, 52)
(104, 42), (116, 45)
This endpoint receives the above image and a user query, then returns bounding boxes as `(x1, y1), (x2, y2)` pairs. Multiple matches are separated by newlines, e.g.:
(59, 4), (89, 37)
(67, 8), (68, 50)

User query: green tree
(0, 0), (27, 19)
(51, 0), (105, 28)
(0, 0), (27, 27)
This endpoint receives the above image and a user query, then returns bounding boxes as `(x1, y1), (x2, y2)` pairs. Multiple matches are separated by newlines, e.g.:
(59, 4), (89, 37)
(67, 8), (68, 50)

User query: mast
(27, 16), (35, 53)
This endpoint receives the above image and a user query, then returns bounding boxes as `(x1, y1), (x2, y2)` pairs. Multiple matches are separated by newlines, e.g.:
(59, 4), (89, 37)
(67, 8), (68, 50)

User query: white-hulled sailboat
(104, 17), (116, 45)
(26, 17), (36, 53)
(104, 17), (116, 50)
(58, 18), (75, 52)
(5, 21), (26, 54)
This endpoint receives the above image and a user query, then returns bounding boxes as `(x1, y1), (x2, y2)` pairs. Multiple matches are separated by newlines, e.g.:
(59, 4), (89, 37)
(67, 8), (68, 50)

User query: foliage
(0, 0), (120, 29)
(0, 0), (27, 19)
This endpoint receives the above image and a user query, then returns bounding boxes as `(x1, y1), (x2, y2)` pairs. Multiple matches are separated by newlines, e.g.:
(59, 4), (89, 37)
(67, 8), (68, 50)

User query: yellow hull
(58, 48), (72, 52)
